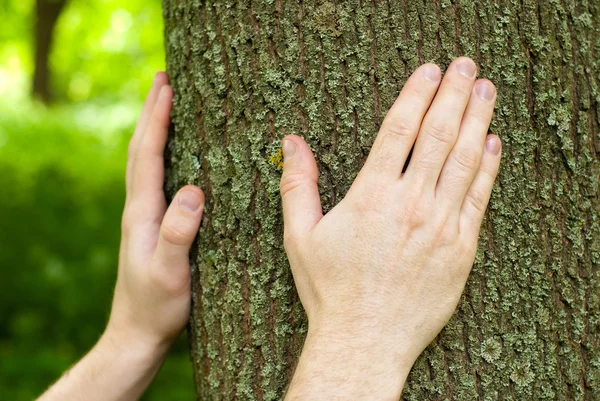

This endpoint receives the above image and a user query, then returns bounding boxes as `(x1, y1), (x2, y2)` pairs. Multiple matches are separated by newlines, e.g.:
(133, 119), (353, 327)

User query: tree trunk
(33, 0), (67, 103)
(162, 0), (600, 399)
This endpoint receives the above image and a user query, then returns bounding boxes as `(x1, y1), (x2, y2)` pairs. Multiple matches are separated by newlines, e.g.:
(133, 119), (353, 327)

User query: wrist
(306, 321), (417, 375)
(100, 323), (171, 369)
(308, 309), (422, 369)
(105, 298), (179, 359)
(37, 324), (171, 401)
(286, 320), (416, 400)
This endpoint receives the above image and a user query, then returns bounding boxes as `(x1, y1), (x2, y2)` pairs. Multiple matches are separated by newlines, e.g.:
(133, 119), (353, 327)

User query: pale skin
(282, 56), (501, 400)
(38, 56), (501, 400)
(38, 73), (205, 401)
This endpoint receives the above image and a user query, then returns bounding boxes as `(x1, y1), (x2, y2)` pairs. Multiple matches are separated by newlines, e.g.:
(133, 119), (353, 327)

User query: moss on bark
(163, 0), (600, 399)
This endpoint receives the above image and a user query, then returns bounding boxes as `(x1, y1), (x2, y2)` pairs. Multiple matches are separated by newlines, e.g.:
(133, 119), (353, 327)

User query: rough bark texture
(163, 0), (600, 399)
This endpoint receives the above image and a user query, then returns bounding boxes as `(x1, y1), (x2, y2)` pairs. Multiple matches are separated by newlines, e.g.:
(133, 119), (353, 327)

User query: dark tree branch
(33, 0), (67, 103)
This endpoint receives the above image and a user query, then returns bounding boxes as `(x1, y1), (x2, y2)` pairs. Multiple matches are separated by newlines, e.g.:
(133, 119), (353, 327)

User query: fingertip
(279, 134), (323, 237)
(282, 138), (297, 162)
(484, 134), (502, 156)
(153, 71), (169, 86)
(151, 85), (174, 125)
(420, 63), (442, 83)
(475, 78), (495, 87)
(281, 135), (311, 163)
(474, 79), (496, 102)
(282, 134), (308, 149)
(280, 135), (318, 179)
(176, 185), (205, 214)
(158, 186), (204, 248)
(148, 73), (169, 100)
(157, 85), (174, 104)
(454, 56), (476, 65)
(453, 56), (478, 79)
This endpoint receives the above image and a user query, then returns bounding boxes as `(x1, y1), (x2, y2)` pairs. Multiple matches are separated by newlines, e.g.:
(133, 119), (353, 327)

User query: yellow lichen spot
(268, 149), (284, 170)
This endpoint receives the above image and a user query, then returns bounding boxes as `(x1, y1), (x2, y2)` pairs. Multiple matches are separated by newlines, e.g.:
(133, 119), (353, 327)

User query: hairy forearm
(285, 324), (414, 400)
(37, 330), (167, 401)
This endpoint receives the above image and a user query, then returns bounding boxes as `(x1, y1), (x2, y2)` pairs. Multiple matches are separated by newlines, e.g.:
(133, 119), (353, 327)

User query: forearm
(285, 324), (414, 400)
(37, 330), (168, 401)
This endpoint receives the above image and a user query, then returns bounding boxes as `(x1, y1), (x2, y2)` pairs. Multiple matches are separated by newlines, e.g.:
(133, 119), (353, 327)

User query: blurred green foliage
(1, 0), (165, 102)
(0, 0), (195, 399)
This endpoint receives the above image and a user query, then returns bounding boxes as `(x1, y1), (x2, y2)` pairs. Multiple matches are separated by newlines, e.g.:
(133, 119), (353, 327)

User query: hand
(107, 72), (204, 353)
(38, 73), (204, 401)
(283, 57), (501, 399)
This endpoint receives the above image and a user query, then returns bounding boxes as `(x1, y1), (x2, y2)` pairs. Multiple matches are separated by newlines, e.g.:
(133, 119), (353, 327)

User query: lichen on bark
(163, 0), (600, 399)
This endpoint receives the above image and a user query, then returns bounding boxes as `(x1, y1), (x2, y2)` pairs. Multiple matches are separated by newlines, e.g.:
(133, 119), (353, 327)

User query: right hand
(281, 57), (501, 369)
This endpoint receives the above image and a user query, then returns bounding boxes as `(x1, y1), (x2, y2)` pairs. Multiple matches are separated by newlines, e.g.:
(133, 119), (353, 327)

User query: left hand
(106, 72), (204, 353)
(38, 73), (204, 401)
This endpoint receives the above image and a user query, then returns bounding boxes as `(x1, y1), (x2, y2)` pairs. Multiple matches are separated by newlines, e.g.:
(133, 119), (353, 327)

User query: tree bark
(33, 0), (67, 103)
(162, 0), (600, 399)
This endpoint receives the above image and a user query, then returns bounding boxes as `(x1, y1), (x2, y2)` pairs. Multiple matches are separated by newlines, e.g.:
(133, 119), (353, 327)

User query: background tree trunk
(163, 0), (600, 399)
(33, 0), (67, 103)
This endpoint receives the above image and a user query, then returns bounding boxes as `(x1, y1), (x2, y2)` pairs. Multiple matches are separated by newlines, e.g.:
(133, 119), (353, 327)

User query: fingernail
(485, 136), (501, 155)
(457, 58), (477, 79)
(159, 85), (171, 100)
(475, 81), (496, 101)
(282, 139), (296, 161)
(422, 64), (441, 82)
(178, 190), (203, 212)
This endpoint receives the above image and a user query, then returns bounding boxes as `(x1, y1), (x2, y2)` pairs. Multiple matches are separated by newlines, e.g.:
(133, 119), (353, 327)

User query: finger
(459, 135), (502, 238)
(361, 63), (442, 181)
(126, 72), (169, 194)
(436, 79), (496, 213)
(405, 57), (478, 191)
(131, 85), (173, 204)
(280, 135), (323, 241)
(151, 185), (204, 293)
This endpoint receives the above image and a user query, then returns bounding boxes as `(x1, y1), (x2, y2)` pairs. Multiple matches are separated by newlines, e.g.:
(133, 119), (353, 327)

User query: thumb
(151, 185), (204, 293)
(280, 135), (323, 240)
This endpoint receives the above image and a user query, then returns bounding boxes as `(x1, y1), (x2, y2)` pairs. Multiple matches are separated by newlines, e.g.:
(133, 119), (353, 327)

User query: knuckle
(404, 210), (426, 229)
(149, 265), (190, 297)
(425, 121), (456, 144)
(451, 147), (481, 172)
(160, 223), (191, 246)
(280, 172), (308, 197)
(381, 118), (416, 140)
(399, 196), (427, 229)
(471, 116), (492, 132)
(466, 188), (488, 213)
(469, 107), (493, 125)
(352, 181), (392, 214)
(480, 164), (498, 182)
